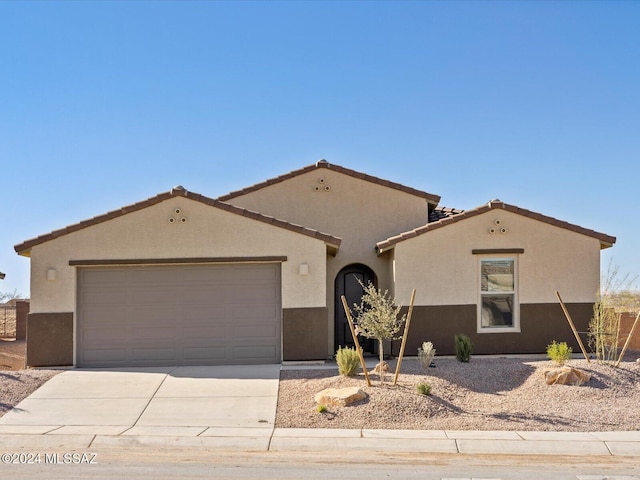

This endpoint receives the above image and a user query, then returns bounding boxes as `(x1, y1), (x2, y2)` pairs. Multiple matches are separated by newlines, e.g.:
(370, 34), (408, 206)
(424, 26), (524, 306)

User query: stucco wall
(393, 209), (602, 306)
(226, 168), (431, 354)
(28, 196), (328, 313)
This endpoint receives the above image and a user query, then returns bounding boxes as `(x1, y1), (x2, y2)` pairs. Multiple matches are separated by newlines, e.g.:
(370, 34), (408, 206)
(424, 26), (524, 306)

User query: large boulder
(314, 387), (368, 406)
(544, 366), (591, 386)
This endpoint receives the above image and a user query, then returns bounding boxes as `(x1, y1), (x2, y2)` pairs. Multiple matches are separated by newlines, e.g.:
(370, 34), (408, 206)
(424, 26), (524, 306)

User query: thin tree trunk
(379, 339), (384, 384)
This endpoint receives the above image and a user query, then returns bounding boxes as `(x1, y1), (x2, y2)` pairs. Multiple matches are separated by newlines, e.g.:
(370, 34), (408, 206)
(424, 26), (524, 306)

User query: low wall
(620, 312), (640, 351)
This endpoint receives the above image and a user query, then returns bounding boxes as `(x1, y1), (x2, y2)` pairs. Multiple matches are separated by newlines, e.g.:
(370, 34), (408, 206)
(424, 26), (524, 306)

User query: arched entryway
(334, 263), (377, 354)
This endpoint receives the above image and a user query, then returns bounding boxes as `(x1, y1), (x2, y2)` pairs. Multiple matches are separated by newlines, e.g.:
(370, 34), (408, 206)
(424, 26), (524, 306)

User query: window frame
(477, 255), (520, 334)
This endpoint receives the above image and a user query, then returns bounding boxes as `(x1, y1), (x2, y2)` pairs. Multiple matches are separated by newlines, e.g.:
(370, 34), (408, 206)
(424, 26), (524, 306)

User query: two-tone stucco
(386, 202), (607, 356)
(222, 163), (437, 355)
(16, 161), (615, 367)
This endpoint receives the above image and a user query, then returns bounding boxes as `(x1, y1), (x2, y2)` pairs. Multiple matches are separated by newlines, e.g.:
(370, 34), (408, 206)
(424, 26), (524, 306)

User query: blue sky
(1, 1), (639, 297)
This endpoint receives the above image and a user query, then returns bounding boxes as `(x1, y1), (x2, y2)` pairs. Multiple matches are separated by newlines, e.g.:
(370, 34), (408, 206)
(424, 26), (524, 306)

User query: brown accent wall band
(69, 256), (288, 266)
(283, 307), (328, 361)
(391, 302), (593, 356)
(472, 248), (525, 255)
(26, 312), (73, 367)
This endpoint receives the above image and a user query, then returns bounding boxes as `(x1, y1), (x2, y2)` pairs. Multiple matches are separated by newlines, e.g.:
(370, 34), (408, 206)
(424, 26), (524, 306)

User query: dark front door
(334, 264), (376, 354)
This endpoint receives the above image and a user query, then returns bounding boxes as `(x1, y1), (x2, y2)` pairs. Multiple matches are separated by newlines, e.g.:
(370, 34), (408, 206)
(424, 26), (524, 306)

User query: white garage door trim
(75, 262), (282, 367)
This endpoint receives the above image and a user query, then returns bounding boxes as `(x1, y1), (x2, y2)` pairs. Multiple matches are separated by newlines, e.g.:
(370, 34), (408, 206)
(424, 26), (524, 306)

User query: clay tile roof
(14, 188), (342, 255)
(217, 159), (441, 205)
(428, 206), (465, 222)
(376, 199), (616, 254)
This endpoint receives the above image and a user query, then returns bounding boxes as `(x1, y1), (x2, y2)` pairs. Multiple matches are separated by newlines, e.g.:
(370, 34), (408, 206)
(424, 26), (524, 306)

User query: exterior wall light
(47, 268), (57, 281)
(299, 263), (309, 276)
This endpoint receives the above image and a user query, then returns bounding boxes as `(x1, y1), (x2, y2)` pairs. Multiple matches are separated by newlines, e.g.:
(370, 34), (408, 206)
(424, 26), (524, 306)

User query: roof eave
(218, 159), (441, 205)
(14, 188), (343, 254)
(374, 199), (616, 253)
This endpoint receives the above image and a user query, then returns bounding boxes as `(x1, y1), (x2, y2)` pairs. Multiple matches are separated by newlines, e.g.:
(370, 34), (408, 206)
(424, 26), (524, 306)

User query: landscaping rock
(370, 361), (389, 375)
(314, 387), (368, 406)
(544, 366), (591, 386)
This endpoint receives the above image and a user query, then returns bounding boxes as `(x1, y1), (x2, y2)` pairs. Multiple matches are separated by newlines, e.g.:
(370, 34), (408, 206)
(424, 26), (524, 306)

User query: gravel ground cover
(276, 354), (640, 431)
(3, 350), (639, 431)
(0, 369), (61, 416)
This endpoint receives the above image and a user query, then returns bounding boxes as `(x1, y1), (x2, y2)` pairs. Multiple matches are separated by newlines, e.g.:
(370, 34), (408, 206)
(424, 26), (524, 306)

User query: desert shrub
(336, 346), (360, 376)
(589, 261), (639, 365)
(316, 404), (327, 413)
(546, 340), (572, 365)
(418, 341), (436, 369)
(416, 382), (432, 396)
(455, 334), (472, 363)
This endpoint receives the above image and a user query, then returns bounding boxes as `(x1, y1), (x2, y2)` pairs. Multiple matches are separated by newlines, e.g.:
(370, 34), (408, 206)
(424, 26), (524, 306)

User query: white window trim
(477, 255), (520, 334)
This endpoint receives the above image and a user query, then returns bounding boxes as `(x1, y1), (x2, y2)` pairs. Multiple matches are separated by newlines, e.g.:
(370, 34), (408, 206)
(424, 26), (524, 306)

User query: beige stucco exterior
(392, 209), (601, 306)
(225, 168), (432, 354)
(17, 161), (615, 364)
(28, 196), (328, 314)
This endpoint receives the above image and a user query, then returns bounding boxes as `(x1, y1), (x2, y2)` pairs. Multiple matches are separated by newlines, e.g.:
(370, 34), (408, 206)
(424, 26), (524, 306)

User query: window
(479, 257), (519, 332)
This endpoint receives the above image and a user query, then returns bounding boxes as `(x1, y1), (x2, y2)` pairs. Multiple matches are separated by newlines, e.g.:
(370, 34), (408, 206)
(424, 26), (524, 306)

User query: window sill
(477, 327), (521, 334)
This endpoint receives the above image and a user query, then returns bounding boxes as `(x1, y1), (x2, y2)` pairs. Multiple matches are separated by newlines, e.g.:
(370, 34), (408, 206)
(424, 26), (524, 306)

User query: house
(15, 160), (616, 367)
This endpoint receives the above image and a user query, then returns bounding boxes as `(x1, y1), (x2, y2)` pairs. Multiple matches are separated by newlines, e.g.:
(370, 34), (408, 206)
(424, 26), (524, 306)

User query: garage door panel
(81, 288), (130, 305)
(233, 345), (278, 361)
(231, 266), (278, 282)
(83, 348), (128, 363)
(131, 268), (179, 283)
(131, 347), (176, 362)
(182, 325), (228, 339)
(130, 326), (177, 341)
(81, 269), (128, 285)
(183, 346), (227, 360)
(232, 324), (277, 338)
(82, 327), (129, 345)
(129, 305), (177, 323)
(230, 285), (278, 303)
(233, 305), (279, 321)
(77, 263), (281, 367)
(181, 307), (227, 323)
(81, 307), (129, 326)
(133, 287), (181, 305)
(182, 285), (235, 304)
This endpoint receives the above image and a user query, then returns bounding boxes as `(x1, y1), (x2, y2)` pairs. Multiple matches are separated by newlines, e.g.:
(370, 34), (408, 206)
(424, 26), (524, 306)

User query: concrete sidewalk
(0, 426), (639, 456)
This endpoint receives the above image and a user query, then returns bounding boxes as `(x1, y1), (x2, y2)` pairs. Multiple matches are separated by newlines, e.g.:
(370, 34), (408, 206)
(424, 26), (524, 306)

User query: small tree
(589, 261), (639, 365)
(352, 280), (406, 384)
(0, 289), (23, 303)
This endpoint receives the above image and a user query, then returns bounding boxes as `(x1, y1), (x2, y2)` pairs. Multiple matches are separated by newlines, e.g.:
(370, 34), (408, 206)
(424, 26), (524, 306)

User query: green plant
(335, 346), (360, 377)
(454, 334), (472, 362)
(351, 279), (406, 384)
(546, 340), (572, 365)
(317, 404), (327, 413)
(418, 341), (436, 369)
(416, 382), (432, 396)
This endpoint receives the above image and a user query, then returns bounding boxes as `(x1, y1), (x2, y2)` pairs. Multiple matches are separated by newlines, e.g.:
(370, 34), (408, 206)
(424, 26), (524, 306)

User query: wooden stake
(615, 311), (640, 368)
(340, 295), (372, 387)
(555, 291), (590, 362)
(393, 289), (416, 385)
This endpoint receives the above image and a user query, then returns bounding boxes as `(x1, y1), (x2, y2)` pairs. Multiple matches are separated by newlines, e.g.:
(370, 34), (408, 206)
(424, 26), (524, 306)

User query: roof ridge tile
(376, 200), (615, 254)
(15, 188), (342, 254)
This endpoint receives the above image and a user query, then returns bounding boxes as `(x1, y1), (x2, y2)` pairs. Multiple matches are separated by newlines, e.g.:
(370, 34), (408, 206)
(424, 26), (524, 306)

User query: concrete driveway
(0, 365), (280, 438)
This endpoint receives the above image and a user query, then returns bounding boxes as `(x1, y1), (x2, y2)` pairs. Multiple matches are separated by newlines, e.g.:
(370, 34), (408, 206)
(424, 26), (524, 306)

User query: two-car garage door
(76, 263), (281, 367)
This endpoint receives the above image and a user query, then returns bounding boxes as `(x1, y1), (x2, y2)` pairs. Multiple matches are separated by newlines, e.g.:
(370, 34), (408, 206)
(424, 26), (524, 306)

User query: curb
(0, 428), (639, 456)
